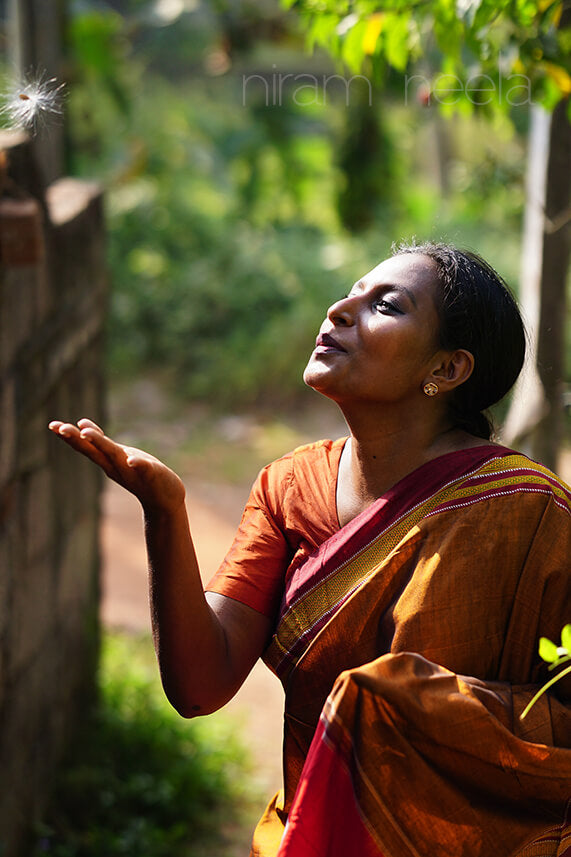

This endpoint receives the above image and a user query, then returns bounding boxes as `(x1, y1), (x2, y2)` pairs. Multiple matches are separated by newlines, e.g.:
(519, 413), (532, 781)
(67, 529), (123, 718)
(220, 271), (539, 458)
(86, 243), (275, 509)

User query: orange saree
(250, 446), (571, 857)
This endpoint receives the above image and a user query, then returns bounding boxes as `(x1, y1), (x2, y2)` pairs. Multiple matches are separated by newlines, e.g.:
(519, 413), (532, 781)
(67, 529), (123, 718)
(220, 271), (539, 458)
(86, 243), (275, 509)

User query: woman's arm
(48, 418), (272, 716)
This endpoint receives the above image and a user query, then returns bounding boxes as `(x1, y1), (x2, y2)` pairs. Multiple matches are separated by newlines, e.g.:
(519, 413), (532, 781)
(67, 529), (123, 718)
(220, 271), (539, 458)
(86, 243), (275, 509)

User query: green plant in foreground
(33, 633), (255, 857)
(520, 624), (571, 721)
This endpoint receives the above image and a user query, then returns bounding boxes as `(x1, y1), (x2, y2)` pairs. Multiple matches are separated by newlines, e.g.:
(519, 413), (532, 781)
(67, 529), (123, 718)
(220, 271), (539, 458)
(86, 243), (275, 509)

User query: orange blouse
(205, 438), (345, 618)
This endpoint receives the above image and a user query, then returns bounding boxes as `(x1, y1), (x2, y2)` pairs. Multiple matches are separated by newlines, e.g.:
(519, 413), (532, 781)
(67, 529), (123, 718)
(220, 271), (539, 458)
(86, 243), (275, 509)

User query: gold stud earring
(423, 382), (439, 397)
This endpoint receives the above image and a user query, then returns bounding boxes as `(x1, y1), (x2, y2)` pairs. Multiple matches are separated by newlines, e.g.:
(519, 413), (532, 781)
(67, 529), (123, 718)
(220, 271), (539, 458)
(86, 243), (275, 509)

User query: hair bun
(394, 242), (525, 441)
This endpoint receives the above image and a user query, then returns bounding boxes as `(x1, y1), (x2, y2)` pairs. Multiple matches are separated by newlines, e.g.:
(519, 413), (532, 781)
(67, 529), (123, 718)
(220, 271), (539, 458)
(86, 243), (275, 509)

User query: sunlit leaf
(384, 12), (411, 72)
(538, 636), (560, 663)
(362, 13), (385, 56)
(552, 1), (564, 26)
(512, 57), (526, 73)
(337, 13), (359, 36)
(561, 624), (571, 652)
(341, 18), (368, 73)
(539, 71), (569, 109)
(306, 14), (341, 54)
(456, 0), (483, 27)
(542, 61), (571, 95)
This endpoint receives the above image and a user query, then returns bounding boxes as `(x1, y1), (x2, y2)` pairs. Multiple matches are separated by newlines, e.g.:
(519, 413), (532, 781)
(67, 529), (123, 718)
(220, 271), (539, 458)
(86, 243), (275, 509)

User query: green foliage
(108, 210), (343, 406)
(520, 624), (571, 720)
(66, 6), (137, 162)
(33, 633), (253, 856)
(283, 0), (571, 114)
(539, 623), (571, 662)
(336, 85), (401, 231)
(97, 71), (347, 404)
(65, 1), (527, 409)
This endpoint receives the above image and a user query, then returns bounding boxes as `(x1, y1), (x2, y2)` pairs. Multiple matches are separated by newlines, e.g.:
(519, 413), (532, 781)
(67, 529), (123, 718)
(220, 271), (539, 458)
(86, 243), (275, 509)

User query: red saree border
(283, 445), (510, 611)
(280, 654), (571, 857)
(276, 717), (385, 857)
(264, 447), (571, 683)
(264, 445), (520, 681)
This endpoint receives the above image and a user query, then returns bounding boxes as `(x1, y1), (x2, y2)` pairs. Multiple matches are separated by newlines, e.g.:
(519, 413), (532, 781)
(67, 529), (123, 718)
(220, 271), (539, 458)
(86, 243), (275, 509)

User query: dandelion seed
(0, 72), (65, 133)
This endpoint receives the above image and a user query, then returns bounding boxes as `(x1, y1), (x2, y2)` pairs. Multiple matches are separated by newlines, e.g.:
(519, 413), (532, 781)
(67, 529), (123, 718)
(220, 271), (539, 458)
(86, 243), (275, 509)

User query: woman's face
(303, 254), (445, 406)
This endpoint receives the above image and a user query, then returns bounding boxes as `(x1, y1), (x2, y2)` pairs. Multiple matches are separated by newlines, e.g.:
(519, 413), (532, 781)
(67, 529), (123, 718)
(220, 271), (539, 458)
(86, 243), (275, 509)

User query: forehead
(358, 254), (439, 299)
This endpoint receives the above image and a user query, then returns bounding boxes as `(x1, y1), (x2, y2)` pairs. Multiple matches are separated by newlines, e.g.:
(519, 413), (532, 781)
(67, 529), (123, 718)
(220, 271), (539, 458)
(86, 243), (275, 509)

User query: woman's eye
(374, 298), (400, 313)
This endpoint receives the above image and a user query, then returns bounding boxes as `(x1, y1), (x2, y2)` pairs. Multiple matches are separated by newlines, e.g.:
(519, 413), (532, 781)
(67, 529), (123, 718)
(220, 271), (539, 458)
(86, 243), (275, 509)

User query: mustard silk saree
(251, 447), (571, 857)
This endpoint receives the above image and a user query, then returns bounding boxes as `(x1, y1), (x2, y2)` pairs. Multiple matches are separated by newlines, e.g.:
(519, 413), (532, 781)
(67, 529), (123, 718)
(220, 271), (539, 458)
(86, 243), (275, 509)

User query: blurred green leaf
(383, 11), (411, 72)
(539, 636), (560, 663)
(68, 10), (125, 75)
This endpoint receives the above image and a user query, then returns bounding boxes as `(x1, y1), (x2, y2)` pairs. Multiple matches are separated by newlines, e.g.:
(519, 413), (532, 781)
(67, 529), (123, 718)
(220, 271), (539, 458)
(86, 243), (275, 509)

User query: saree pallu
(251, 447), (571, 857)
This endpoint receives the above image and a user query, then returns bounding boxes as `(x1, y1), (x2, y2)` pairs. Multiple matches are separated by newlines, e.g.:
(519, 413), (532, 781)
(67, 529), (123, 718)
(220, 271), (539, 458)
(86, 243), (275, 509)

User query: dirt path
(100, 478), (285, 804)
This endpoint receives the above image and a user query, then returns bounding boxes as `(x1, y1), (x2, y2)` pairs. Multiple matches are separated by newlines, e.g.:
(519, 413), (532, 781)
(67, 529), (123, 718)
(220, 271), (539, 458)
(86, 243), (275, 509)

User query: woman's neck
(335, 416), (492, 527)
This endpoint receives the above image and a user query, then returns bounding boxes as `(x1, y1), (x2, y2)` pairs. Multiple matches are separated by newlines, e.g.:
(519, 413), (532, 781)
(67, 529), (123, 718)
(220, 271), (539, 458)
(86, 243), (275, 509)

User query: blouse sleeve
(204, 458), (294, 619)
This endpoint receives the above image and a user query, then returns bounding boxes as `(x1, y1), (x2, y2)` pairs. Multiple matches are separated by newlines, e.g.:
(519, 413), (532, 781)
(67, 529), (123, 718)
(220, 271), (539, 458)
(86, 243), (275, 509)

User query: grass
(32, 632), (261, 857)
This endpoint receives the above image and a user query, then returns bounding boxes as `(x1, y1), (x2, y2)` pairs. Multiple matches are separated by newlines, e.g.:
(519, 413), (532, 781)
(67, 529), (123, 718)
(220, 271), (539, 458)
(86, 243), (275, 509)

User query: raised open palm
(49, 418), (186, 514)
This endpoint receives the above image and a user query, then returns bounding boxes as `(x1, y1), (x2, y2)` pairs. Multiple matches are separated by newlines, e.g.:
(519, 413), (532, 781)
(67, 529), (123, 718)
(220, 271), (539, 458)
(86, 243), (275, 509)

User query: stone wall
(0, 131), (106, 856)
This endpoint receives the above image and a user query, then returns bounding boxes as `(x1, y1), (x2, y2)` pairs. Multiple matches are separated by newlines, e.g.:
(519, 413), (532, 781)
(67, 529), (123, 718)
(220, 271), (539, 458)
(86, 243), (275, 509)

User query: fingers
(49, 418), (102, 438)
(48, 418), (186, 512)
(78, 425), (129, 465)
(48, 418), (120, 475)
(125, 451), (149, 468)
(48, 420), (77, 437)
(49, 418), (152, 485)
(77, 418), (104, 433)
(50, 418), (112, 451)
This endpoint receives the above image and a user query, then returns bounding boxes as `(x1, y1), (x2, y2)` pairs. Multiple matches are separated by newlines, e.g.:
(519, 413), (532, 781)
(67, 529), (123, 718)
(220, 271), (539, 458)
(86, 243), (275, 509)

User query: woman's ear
(428, 349), (474, 393)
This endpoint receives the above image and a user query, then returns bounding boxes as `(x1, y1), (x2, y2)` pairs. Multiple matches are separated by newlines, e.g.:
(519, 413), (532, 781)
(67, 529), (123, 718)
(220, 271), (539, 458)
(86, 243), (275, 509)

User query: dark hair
(393, 241), (526, 440)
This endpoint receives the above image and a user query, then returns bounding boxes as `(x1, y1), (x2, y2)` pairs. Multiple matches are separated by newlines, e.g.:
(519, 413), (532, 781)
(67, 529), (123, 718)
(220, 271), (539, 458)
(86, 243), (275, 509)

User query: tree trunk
(533, 95), (571, 471)
(502, 105), (550, 452)
(503, 1), (571, 473)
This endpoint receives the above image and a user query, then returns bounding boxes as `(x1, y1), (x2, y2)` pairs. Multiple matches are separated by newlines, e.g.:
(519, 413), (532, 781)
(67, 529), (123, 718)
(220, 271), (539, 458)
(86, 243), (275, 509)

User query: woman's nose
(327, 295), (356, 326)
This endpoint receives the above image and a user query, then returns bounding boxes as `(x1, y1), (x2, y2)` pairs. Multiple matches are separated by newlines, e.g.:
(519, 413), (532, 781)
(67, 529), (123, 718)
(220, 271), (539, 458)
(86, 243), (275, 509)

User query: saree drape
(251, 447), (571, 857)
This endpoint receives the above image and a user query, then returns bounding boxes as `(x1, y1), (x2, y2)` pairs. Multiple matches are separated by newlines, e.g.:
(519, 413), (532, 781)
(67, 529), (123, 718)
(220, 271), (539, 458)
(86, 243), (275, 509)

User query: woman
(50, 243), (571, 856)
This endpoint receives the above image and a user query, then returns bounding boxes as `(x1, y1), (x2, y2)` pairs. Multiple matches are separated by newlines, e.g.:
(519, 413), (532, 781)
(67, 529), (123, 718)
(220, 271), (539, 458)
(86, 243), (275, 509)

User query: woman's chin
(303, 368), (337, 401)
(302, 364), (325, 391)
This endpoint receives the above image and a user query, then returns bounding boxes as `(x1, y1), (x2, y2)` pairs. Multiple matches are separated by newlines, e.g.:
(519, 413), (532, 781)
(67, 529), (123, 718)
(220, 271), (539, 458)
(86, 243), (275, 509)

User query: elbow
(157, 650), (240, 718)
(172, 701), (216, 719)
(163, 685), (227, 719)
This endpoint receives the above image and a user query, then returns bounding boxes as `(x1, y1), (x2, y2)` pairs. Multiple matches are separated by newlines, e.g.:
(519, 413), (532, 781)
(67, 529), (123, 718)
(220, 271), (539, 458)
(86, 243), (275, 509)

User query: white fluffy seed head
(0, 73), (65, 132)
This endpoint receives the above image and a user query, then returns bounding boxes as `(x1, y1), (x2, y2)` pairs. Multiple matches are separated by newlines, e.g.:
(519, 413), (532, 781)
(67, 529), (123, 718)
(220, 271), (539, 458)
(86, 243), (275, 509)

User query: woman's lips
(315, 333), (347, 353)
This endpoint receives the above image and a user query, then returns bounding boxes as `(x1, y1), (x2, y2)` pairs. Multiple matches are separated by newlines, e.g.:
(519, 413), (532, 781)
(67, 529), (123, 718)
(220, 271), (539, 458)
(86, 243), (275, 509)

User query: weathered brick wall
(0, 131), (106, 856)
